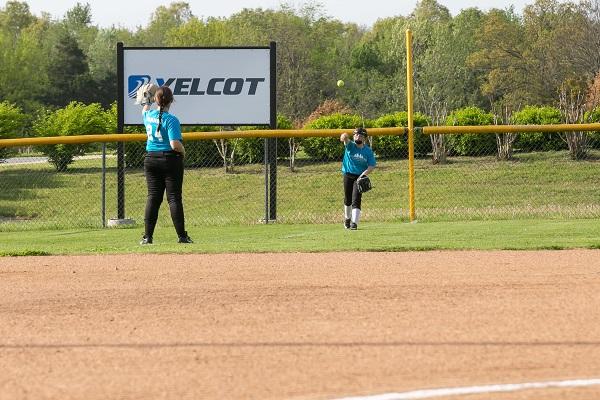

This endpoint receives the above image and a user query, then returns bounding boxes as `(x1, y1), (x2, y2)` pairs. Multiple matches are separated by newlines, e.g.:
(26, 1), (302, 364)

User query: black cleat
(178, 234), (193, 244)
(344, 218), (351, 229)
(140, 236), (153, 245)
(350, 223), (358, 230)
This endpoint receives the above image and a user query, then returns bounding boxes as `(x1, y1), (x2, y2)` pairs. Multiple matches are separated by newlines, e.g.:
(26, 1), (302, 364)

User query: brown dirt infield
(1, 250), (600, 400)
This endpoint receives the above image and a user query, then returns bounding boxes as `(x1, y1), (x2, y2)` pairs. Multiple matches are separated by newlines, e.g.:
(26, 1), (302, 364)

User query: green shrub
(122, 125), (147, 169)
(101, 103), (146, 168)
(302, 114), (369, 160)
(235, 115), (294, 164)
(34, 102), (108, 171)
(584, 106), (600, 149)
(511, 106), (565, 151)
(446, 107), (496, 156)
(0, 102), (28, 160)
(372, 111), (430, 158)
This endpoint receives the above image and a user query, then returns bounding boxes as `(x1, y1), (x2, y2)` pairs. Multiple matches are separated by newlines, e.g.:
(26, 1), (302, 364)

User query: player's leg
(343, 174), (355, 229)
(164, 154), (192, 243)
(142, 155), (166, 243)
(351, 179), (362, 230)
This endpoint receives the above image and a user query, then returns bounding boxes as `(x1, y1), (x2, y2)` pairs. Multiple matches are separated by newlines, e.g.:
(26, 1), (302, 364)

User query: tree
(44, 30), (93, 107)
(62, 2), (98, 57)
(222, 5), (360, 123)
(65, 2), (92, 26)
(468, 8), (531, 106)
(573, 0), (600, 78)
(0, 1), (34, 40)
(0, 12), (51, 111)
(348, 16), (405, 118)
(166, 16), (232, 46)
(0, 101), (27, 160)
(522, 0), (589, 103)
(136, 2), (193, 46)
(87, 28), (133, 107)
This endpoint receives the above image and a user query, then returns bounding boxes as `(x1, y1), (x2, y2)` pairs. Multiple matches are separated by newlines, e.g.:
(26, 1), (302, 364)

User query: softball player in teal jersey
(340, 127), (376, 230)
(140, 86), (192, 245)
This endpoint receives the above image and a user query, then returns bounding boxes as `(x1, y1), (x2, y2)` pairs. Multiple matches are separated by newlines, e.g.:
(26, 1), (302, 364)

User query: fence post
(117, 42), (125, 220)
(108, 42), (134, 228)
(269, 41), (277, 221)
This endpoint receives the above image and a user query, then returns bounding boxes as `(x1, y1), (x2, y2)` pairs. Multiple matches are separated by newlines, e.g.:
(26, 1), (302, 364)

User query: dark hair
(353, 127), (368, 137)
(155, 86), (174, 136)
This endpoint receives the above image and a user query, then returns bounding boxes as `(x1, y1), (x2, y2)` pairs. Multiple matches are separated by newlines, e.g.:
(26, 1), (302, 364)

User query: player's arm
(170, 140), (185, 157)
(360, 151), (376, 177)
(360, 165), (375, 178)
(168, 118), (185, 156)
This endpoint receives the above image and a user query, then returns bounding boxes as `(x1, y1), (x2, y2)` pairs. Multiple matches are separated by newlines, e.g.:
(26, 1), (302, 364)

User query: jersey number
(145, 124), (163, 142)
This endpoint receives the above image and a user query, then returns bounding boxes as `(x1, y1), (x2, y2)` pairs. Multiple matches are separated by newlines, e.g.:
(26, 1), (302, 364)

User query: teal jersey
(143, 109), (182, 152)
(341, 141), (376, 175)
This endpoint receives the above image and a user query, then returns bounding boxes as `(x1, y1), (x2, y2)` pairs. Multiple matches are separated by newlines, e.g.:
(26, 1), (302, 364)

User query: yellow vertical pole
(406, 29), (416, 222)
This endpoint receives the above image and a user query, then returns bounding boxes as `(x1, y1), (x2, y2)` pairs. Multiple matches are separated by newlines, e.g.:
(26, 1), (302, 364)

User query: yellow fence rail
(0, 127), (408, 148)
(2, 124), (600, 148)
(420, 124), (600, 135)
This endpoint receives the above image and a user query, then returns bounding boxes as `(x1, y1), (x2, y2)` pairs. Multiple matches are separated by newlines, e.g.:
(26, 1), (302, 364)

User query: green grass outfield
(1, 219), (598, 256)
(2, 150), (600, 231)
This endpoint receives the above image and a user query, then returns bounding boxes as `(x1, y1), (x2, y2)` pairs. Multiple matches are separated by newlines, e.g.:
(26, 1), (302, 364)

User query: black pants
(143, 152), (185, 238)
(343, 173), (362, 209)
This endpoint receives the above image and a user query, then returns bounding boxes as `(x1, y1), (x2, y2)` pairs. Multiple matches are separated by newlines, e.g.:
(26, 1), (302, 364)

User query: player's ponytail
(154, 86), (174, 136)
(157, 107), (164, 135)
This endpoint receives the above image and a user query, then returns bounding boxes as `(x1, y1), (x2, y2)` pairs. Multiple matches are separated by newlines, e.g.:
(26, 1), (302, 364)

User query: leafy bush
(0, 102), (28, 160)
(302, 113), (368, 160)
(102, 103), (147, 168)
(235, 115), (294, 164)
(446, 107), (496, 156)
(34, 102), (108, 171)
(511, 106), (565, 151)
(584, 106), (600, 149)
(122, 125), (147, 169)
(372, 111), (430, 158)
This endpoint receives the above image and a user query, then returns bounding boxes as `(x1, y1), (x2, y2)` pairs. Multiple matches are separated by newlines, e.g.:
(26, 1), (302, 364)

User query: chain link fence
(1, 126), (599, 232)
(413, 133), (600, 221)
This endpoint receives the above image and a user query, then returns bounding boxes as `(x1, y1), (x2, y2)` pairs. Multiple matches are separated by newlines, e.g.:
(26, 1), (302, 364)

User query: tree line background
(2, 0), (600, 169)
(1, 0), (600, 122)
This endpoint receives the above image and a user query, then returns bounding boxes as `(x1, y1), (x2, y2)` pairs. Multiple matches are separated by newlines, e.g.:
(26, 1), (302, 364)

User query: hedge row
(2, 102), (600, 170)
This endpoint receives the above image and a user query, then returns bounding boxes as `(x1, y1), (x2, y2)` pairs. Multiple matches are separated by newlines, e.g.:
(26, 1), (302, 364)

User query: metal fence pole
(117, 42), (125, 220)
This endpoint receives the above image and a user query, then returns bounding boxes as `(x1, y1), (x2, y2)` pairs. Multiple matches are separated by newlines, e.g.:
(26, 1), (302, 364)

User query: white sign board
(121, 47), (273, 125)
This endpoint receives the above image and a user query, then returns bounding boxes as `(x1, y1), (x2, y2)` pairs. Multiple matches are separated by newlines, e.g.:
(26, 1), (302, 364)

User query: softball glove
(357, 175), (372, 193)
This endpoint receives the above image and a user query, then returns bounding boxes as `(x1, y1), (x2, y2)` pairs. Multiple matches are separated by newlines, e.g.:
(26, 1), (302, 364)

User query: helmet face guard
(353, 127), (368, 144)
(353, 127), (368, 137)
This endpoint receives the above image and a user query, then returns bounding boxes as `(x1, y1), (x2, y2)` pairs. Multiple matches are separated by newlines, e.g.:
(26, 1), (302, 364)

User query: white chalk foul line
(333, 378), (600, 400)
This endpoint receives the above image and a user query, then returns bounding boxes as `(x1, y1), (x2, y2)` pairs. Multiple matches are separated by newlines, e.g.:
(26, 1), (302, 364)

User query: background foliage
(1, 0), (600, 123)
